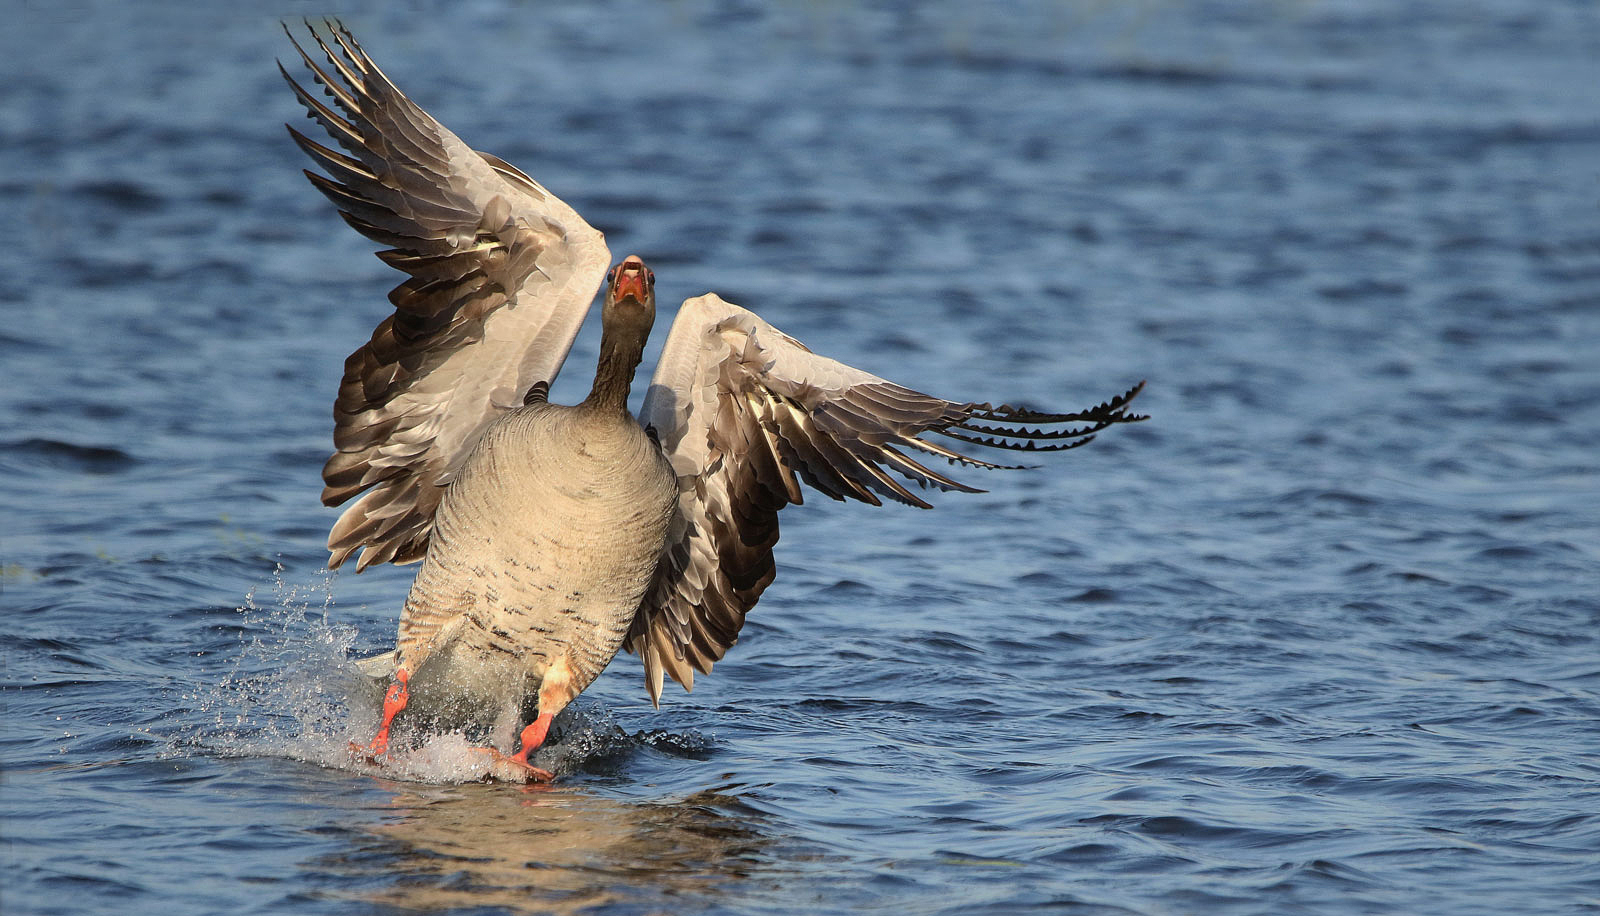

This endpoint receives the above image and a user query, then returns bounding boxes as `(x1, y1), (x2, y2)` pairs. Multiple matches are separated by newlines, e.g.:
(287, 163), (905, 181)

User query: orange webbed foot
(473, 746), (556, 783)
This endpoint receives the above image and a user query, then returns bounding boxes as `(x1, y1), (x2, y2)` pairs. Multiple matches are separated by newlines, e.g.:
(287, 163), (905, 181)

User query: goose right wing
(282, 22), (611, 571)
(627, 293), (1146, 704)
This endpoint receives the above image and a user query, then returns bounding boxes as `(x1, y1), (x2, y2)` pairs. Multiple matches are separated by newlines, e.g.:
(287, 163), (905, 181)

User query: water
(4, 0), (1598, 913)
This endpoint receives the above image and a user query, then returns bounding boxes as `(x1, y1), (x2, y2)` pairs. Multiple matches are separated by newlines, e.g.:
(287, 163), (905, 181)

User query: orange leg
(473, 658), (575, 782)
(499, 657), (574, 777)
(509, 712), (555, 767)
(356, 667), (409, 758)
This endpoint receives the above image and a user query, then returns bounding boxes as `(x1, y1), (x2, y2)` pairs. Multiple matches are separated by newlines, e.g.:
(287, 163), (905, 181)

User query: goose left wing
(627, 293), (1146, 704)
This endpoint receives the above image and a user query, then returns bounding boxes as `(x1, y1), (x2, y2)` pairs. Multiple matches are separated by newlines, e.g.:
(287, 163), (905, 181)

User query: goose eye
(606, 267), (616, 283)
(646, 270), (656, 286)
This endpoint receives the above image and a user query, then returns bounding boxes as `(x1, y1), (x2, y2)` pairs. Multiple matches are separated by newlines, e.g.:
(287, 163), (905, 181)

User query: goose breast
(392, 402), (677, 733)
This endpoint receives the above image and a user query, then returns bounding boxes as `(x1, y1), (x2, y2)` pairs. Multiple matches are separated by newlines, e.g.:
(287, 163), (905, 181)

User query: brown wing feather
(282, 22), (608, 570)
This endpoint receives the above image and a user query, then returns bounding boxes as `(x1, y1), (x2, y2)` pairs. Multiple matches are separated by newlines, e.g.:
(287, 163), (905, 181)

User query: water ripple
(4, 1), (1599, 914)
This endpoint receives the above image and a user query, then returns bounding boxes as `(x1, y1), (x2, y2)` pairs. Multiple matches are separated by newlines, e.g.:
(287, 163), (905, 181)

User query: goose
(281, 22), (1146, 780)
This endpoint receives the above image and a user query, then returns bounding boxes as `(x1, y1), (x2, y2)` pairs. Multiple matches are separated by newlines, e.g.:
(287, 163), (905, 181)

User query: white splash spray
(171, 565), (700, 784)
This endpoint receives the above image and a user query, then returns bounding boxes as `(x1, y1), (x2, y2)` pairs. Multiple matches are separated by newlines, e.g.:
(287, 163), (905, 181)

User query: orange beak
(613, 269), (649, 303)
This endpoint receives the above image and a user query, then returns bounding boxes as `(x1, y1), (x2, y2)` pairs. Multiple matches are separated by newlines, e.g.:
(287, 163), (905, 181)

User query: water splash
(169, 565), (373, 770)
(170, 565), (708, 784)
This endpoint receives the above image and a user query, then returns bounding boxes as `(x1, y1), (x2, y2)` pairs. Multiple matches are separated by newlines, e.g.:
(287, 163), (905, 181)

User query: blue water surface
(3, 1), (1598, 914)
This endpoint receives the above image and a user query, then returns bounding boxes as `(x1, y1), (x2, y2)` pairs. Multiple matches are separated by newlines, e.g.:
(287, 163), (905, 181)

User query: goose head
(603, 254), (656, 339)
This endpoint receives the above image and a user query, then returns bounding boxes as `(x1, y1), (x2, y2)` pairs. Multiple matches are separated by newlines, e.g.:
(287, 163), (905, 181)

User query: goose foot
(473, 746), (555, 783)
(468, 712), (557, 782)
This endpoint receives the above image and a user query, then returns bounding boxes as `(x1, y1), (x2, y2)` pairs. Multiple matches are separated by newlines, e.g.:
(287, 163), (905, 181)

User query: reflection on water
(313, 782), (777, 914)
